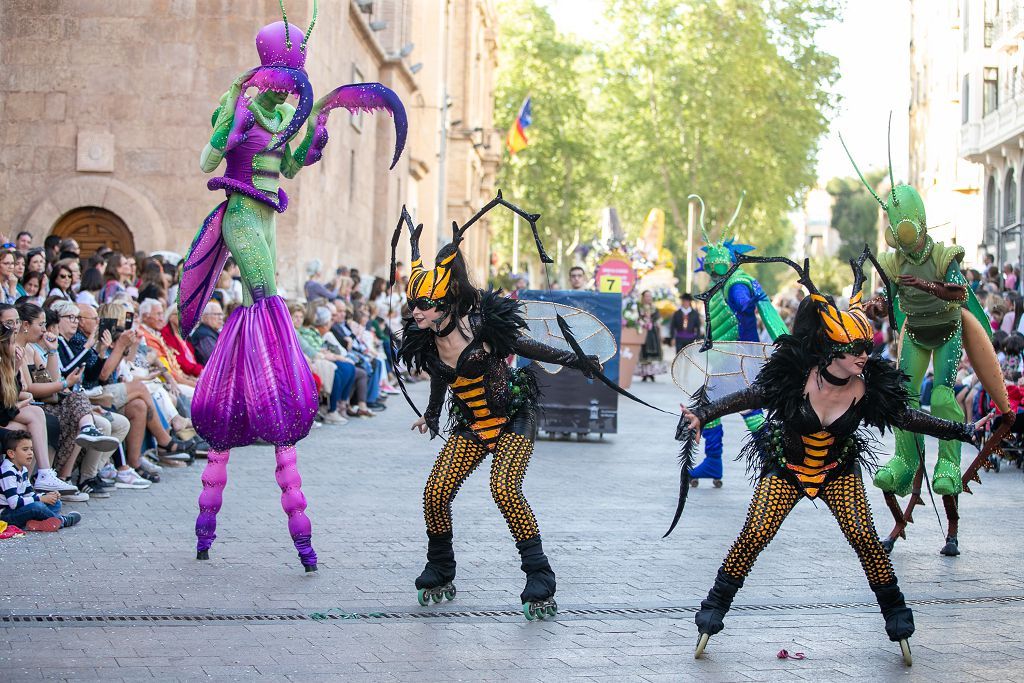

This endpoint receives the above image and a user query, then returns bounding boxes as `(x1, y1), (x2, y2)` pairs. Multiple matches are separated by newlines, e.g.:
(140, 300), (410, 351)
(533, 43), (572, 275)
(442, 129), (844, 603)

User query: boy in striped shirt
(1, 430), (81, 531)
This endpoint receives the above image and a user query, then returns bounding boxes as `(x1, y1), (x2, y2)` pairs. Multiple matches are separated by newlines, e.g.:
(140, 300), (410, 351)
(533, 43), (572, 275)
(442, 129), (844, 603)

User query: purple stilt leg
(274, 444), (318, 571)
(195, 449), (230, 559)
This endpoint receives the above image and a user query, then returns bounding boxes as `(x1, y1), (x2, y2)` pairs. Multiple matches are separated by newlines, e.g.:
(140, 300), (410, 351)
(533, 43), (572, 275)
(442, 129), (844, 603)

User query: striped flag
(506, 96), (532, 155)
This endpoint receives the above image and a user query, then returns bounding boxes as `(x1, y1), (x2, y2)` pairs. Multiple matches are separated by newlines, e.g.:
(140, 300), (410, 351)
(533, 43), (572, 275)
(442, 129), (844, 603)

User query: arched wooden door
(51, 207), (135, 257)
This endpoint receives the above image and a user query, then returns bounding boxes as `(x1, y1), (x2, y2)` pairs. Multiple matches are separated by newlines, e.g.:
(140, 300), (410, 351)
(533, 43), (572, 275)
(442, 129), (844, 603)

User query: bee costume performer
(668, 249), (987, 665)
(394, 195), (614, 620)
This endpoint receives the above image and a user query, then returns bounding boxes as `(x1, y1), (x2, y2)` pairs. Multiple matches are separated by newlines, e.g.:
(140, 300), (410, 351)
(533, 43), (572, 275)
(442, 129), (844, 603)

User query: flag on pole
(506, 97), (532, 155)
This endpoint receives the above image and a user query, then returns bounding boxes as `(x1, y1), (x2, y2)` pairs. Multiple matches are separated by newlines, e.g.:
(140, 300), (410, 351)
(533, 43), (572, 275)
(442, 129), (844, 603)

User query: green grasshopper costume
(843, 128), (1010, 555)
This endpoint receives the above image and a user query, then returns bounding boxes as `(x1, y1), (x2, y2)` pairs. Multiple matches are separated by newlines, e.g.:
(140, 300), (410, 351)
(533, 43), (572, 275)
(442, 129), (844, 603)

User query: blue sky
(545, 0), (911, 185)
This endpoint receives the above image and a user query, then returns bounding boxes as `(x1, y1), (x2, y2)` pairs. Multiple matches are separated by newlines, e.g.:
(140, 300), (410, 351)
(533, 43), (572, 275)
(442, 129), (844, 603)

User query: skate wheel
(417, 588), (430, 607)
(690, 479), (699, 488)
(430, 590), (443, 604)
(899, 638), (912, 666)
(523, 602), (537, 621)
(544, 603), (557, 617)
(444, 586), (456, 601)
(695, 633), (709, 659)
(712, 479), (723, 488)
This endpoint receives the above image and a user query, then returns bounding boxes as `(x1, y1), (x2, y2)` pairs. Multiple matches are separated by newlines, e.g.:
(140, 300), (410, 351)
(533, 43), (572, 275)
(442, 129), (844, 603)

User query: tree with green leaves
(595, 0), (841, 292)
(492, 0), (607, 277)
(826, 170), (886, 263)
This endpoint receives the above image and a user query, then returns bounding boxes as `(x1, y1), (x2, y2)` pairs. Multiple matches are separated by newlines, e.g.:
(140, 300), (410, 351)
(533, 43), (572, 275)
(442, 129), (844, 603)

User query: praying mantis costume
(842, 127), (1010, 556)
(688, 193), (788, 486)
(180, 1), (407, 571)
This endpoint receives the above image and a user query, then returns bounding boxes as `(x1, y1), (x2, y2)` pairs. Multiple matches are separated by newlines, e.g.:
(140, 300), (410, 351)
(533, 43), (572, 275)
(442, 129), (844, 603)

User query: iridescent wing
(671, 341), (773, 401)
(301, 83), (408, 169)
(518, 300), (617, 374)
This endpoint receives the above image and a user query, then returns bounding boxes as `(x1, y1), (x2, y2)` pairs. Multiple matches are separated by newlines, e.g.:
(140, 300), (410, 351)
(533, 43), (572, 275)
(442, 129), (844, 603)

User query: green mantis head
(693, 192), (753, 282)
(839, 114), (929, 256)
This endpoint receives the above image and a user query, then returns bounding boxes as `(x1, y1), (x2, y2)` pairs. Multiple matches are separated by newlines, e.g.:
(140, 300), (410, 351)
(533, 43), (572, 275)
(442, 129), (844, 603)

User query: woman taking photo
(15, 302), (120, 488)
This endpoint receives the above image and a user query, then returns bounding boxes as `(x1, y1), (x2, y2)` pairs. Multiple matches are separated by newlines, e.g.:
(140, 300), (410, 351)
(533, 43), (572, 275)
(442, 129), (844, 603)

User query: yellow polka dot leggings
(423, 432), (541, 542)
(721, 474), (896, 587)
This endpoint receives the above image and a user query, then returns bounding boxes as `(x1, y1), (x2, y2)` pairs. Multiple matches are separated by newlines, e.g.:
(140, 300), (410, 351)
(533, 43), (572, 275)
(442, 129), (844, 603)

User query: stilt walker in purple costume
(179, 0), (407, 571)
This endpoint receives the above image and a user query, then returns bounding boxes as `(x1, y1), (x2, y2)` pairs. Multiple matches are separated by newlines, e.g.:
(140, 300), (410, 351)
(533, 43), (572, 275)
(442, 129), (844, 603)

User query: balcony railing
(960, 96), (1024, 160)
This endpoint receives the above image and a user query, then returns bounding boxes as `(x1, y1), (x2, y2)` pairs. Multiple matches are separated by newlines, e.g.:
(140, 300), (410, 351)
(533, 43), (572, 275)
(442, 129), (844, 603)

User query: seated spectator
(214, 258), (243, 307)
(17, 303), (119, 500)
(136, 298), (196, 397)
(76, 267), (103, 307)
(332, 303), (385, 410)
(137, 261), (168, 305)
(99, 252), (132, 304)
(58, 238), (81, 262)
(311, 306), (375, 420)
(15, 231), (32, 253)
(11, 252), (26, 299)
(1, 430), (81, 532)
(350, 305), (394, 398)
(25, 248), (46, 276)
(47, 260), (75, 301)
(0, 323), (69, 494)
(20, 271), (46, 306)
(304, 260), (339, 301)
(0, 249), (17, 304)
(94, 303), (196, 476)
(190, 301), (223, 366)
(291, 303), (348, 425)
(43, 235), (61, 268)
(161, 304), (203, 379)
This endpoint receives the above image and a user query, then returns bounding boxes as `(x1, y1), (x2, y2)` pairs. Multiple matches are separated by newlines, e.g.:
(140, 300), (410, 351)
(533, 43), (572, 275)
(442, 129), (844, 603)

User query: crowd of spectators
(1, 230), (405, 537)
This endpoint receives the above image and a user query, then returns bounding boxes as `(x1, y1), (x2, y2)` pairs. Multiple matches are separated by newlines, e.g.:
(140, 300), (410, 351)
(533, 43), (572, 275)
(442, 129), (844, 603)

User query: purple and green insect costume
(180, 3), (407, 571)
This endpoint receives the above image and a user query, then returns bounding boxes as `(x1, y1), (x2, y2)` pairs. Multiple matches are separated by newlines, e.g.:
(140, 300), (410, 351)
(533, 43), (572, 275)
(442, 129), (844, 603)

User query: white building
(960, 0), (1024, 271)
(791, 187), (837, 260)
(909, 0), (985, 268)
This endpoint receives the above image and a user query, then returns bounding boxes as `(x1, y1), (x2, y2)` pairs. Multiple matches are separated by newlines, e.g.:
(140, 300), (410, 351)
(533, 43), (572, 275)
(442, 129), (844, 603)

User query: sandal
(159, 436), (195, 459)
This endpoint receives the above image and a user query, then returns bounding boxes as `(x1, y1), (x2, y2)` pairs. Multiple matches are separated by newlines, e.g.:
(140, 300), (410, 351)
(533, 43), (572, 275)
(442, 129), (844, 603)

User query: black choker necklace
(820, 366), (850, 386)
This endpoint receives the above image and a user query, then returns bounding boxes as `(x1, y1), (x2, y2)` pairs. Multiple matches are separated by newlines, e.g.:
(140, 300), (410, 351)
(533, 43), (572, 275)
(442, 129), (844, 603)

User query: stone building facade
(908, 0), (984, 268)
(0, 0), (501, 294)
(958, 0), (1024, 271)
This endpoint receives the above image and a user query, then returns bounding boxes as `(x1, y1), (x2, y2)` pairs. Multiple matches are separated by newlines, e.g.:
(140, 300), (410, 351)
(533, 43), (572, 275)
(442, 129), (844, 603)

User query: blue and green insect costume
(689, 194), (789, 483)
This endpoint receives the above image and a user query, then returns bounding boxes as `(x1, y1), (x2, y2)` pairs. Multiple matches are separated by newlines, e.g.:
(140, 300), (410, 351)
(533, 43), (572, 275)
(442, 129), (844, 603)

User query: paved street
(2, 378), (1023, 682)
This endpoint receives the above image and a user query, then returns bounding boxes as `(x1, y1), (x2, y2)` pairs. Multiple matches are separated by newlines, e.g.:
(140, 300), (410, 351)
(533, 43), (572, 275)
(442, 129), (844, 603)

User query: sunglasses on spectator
(409, 297), (445, 311)
(56, 272), (71, 279)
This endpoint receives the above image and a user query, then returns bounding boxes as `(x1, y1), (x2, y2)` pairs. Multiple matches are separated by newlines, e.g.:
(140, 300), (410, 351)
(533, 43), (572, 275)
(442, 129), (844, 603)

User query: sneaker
(34, 469), (79, 494)
(98, 463), (117, 485)
(75, 425), (121, 452)
(114, 469), (151, 489)
(381, 384), (401, 395)
(322, 411), (348, 425)
(367, 401), (387, 412)
(77, 477), (112, 499)
(25, 518), (62, 532)
(61, 512), (82, 528)
(136, 458), (163, 475)
(62, 490), (90, 502)
(310, 420), (323, 430)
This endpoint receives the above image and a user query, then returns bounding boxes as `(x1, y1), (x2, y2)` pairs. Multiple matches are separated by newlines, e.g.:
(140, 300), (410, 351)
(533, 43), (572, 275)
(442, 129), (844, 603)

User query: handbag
(29, 365), (60, 404)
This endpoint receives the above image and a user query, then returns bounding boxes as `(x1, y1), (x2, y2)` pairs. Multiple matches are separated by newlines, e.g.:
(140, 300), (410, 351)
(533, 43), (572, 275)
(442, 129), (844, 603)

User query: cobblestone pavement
(2, 378), (1023, 682)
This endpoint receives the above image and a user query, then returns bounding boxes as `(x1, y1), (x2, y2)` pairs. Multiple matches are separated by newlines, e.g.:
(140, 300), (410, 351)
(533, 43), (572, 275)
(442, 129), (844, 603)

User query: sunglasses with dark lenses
(409, 297), (445, 311)
(834, 340), (873, 356)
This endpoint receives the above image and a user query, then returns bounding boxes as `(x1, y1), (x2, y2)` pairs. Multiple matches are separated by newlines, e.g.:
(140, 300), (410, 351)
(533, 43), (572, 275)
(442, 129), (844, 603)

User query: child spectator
(1, 430), (81, 531)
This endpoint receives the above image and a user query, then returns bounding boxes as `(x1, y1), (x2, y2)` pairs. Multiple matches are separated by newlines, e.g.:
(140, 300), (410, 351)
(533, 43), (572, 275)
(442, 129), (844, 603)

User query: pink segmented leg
(274, 445), (318, 570)
(195, 449), (230, 556)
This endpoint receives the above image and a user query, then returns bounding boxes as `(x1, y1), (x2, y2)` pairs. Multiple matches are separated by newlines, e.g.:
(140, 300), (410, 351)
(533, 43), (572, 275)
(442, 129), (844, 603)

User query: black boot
(415, 532), (456, 590)
(517, 536), (556, 603)
(695, 569), (744, 635)
(871, 581), (915, 642)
